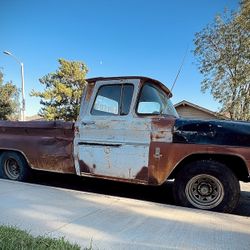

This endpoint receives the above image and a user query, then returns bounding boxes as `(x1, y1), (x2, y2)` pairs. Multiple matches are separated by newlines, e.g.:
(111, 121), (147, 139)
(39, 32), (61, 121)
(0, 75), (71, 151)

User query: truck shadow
(29, 171), (250, 217)
(30, 171), (175, 204)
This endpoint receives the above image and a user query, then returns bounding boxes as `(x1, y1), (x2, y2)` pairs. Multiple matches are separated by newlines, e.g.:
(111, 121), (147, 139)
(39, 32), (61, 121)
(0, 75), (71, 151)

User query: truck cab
(74, 76), (178, 184)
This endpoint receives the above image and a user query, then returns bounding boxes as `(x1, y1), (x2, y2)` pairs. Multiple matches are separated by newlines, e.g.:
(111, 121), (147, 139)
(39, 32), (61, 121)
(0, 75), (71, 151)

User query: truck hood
(173, 118), (250, 147)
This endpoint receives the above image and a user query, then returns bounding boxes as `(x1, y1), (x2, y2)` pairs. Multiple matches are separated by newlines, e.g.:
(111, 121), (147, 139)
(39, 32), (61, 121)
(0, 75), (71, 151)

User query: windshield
(137, 82), (179, 117)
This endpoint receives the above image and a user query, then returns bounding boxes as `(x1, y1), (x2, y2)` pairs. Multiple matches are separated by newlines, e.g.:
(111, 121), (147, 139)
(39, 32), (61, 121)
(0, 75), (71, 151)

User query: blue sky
(0, 0), (239, 116)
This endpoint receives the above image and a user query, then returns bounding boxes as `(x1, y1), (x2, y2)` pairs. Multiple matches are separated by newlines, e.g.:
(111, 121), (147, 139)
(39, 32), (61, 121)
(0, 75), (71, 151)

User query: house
(174, 100), (221, 120)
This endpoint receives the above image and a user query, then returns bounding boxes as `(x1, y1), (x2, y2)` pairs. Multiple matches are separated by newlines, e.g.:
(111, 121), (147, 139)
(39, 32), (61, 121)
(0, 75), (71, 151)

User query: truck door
(75, 79), (151, 182)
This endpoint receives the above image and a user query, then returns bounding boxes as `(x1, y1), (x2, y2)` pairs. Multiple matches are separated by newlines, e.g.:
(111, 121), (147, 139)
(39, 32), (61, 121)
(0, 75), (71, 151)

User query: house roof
(174, 100), (218, 117)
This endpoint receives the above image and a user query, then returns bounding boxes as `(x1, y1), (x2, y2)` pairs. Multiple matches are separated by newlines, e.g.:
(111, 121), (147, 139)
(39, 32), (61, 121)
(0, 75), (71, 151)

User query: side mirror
(137, 102), (161, 114)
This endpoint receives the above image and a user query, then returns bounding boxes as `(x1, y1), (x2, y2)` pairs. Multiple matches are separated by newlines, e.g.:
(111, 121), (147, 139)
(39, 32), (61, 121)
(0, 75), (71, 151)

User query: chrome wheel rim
(185, 174), (224, 209)
(4, 158), (20, 180)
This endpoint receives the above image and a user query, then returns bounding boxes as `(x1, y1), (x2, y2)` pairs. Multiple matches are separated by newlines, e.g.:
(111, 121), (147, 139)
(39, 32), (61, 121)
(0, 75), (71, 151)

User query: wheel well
(0, 150), (29, 165)
(169, 154), (249, 182)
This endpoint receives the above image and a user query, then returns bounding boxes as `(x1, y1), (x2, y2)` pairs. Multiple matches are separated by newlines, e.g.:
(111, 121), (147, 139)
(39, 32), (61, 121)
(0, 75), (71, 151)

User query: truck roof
(86, 76), (172, 97)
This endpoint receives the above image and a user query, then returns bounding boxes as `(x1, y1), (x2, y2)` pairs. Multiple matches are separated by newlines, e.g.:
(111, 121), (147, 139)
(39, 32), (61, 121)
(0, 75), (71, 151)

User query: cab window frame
(91, 83), (134, 116)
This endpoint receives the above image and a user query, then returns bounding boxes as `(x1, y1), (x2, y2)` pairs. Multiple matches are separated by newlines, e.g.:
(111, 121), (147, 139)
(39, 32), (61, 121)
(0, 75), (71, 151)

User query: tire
(173, 160), (240, 213)
(0, 151), (30, 181)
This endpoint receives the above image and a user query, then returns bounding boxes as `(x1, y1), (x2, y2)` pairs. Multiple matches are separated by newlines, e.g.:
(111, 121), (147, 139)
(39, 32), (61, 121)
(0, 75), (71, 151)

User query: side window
(137, 83), (164, 115)
(91, 84), (134, 116)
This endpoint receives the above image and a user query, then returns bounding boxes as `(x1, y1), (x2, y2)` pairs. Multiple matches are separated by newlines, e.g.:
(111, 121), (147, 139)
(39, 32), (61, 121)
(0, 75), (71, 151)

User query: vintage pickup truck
(0, 76), (249, 213)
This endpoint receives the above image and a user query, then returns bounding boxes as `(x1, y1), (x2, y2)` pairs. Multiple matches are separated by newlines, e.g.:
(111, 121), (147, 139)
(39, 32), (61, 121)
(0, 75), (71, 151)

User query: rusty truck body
(0, 76), (250, 213)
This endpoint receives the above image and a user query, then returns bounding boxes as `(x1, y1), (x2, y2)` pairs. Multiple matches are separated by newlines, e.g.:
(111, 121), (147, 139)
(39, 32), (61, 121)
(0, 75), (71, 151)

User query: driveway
(0, 179), (250, 249)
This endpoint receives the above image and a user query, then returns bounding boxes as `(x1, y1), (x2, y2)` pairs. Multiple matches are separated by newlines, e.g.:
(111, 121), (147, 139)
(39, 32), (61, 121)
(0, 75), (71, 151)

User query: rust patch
(135, 166), (148, 181)
(151, 117), (176, 130)
(79, 160), (92, 173)
(151, 130), (172, 142)
(150, 117), (176, 143)
(78, 159), (96, 174)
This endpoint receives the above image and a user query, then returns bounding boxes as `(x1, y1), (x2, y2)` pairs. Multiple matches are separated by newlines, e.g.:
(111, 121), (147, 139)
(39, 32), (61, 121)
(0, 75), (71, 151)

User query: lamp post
(3, 51), (25, 121)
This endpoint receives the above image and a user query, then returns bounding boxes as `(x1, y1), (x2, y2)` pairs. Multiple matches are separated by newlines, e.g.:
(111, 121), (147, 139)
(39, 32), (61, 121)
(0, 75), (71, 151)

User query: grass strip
(0, 225), (85, 250)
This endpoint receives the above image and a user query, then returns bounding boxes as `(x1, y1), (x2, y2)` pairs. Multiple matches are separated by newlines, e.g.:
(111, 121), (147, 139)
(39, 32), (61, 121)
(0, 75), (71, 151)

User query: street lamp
(3, 51), (25, 121)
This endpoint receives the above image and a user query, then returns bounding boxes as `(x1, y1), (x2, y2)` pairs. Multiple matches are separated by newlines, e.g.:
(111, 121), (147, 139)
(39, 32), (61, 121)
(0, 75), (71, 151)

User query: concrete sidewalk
(0, 179), (250, 250)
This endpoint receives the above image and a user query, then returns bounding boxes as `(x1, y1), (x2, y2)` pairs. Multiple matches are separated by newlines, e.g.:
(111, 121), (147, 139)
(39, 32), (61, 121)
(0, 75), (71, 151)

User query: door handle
(81, 121), (96, 126)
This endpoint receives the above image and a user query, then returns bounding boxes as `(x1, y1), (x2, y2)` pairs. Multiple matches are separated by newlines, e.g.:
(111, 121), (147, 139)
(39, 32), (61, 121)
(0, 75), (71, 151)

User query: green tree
(0, 70), (20, 120)
(194, 0), (250, 120)
(31, 59), (88, 121)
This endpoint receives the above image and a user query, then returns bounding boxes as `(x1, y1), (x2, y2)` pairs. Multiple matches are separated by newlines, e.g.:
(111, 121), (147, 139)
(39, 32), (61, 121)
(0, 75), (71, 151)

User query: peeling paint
(173, 119), (250, 147)
(79, 160), (92, 173)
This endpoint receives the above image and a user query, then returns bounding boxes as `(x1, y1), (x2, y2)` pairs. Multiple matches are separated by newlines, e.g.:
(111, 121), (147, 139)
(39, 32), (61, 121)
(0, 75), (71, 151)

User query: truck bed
(0, 121), (75, 174)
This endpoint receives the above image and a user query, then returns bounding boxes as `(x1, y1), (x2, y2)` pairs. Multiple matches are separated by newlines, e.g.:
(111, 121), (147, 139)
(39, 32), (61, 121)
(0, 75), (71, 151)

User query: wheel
(0, 152), (30, 181)
(173, 160), (240, 213)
